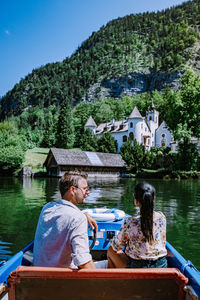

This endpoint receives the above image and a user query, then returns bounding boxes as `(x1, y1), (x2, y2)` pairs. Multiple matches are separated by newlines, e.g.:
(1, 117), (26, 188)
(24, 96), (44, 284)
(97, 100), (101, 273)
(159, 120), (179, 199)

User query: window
(149, 116), (152, 121)
(162, 134), (165, 138)
(123, 135), (127, 142)
(130, 122), (133, 128)
(119, 124), (123, 130)
(161, 138), (166, 147)
(129, 132), (134, 140)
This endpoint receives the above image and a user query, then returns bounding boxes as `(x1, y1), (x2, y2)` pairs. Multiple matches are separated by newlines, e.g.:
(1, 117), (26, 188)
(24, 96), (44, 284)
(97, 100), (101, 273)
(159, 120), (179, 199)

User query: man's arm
(79, 260), (96, 269)
(71, 215), (95, 269)
(84, 213), (98, 231)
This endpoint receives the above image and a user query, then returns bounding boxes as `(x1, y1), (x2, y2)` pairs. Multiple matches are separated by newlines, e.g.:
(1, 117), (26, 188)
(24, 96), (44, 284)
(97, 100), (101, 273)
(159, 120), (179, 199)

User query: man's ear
(70, 185), (76, 195)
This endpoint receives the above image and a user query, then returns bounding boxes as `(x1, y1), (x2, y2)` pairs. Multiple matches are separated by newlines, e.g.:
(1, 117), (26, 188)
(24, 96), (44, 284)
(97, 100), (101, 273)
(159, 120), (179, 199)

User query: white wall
(155, 121), (173, 148)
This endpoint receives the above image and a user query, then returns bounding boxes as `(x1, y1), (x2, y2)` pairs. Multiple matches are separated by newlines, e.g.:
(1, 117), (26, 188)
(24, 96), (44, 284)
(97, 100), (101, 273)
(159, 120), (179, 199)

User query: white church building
(84, 103), (175, 153)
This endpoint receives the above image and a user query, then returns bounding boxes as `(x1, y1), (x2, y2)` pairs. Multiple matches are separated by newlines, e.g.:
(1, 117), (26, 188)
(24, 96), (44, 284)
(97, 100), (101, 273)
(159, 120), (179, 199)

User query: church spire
(85, 116), (97, 128)
(151, 101), (155, 110)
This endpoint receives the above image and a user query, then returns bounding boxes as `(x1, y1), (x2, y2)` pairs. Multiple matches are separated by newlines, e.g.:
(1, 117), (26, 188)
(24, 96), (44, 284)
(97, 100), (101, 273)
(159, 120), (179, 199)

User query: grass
(23, 147), (82, 173)
(24, 147), (49, 172)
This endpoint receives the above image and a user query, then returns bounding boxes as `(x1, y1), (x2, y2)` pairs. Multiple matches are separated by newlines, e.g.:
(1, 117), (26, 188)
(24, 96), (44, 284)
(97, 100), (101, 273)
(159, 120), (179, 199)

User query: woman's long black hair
(134, 182), (155, 242)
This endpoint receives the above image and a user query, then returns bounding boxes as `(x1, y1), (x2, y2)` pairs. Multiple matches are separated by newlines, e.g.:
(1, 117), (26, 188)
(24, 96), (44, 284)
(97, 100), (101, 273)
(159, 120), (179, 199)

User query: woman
(107, 181), (167, 268)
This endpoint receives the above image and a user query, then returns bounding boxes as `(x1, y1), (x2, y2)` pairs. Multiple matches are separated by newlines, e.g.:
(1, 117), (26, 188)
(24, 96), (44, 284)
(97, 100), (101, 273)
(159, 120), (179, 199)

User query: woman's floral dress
(110, 211), (167, 260)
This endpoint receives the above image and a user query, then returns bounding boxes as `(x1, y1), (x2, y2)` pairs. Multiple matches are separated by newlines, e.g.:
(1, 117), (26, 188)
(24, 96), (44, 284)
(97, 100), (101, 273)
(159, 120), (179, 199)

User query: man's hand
(84, 213), (98, 231)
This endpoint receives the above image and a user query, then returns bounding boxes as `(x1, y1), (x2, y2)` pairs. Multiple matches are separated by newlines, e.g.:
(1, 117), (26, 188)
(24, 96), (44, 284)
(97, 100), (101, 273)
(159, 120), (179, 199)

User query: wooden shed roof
(44, 148), (126, 168)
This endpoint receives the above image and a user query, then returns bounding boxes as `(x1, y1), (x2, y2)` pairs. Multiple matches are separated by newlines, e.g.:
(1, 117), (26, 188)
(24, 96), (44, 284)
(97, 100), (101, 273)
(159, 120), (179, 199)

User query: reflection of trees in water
(85, 178), (132, 210)
(44, 177), (60, 203)
(119, 178), (137, 215)
(0, 177), (47, 256)
(0, 177), (59, 257)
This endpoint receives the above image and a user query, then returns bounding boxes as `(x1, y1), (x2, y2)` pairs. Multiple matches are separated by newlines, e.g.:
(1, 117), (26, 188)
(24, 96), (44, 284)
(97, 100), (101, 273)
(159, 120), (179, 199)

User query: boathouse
(44, 148), (126, 177)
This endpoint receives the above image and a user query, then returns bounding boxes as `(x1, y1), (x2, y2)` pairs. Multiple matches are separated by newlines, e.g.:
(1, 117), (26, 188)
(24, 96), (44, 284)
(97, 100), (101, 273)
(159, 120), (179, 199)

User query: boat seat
(7, 266), (188, 300)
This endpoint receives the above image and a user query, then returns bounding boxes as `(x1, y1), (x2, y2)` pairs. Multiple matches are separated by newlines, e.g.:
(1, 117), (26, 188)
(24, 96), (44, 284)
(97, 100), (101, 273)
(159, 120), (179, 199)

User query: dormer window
(111, 126), (115, 131)
(119, 124), (123, 130)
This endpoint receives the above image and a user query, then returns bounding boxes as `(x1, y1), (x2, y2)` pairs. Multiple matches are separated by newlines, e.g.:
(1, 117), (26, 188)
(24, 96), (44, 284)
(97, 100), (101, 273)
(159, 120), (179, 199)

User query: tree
(0, 121), (25, 172)
(120, 139), (152, 172)
(56, 99), (75, 149)
(97, 132), (117, 153)
(164, 69), (200, 140)
(42, 106), (58, 147)
(80, 129), (98, 152)
(73, 101), (92, 147)
(176, 139), (199, 171)
(162, 69), (200, 170)
(94, 102), (114, 124)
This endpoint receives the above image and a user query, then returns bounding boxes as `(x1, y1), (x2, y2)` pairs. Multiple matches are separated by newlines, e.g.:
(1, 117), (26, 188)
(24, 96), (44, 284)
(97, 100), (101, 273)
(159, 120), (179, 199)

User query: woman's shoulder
(154, 211), (166, 220)
(126, 214), (140, 224)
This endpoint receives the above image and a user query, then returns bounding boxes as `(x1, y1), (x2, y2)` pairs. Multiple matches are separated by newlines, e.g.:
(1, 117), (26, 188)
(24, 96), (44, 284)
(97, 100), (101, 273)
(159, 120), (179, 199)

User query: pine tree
(97, 132), (117, 153)
(56, 99), (75, 149)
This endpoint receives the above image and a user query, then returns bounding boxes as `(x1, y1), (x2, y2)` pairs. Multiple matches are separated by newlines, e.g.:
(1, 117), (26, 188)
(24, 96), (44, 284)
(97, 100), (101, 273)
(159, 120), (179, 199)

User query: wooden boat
(0, 209), (200, 300)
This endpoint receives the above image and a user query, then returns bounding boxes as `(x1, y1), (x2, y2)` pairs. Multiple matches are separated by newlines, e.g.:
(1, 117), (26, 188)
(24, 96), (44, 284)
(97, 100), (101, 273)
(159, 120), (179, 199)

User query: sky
(0, 0), (186, 97)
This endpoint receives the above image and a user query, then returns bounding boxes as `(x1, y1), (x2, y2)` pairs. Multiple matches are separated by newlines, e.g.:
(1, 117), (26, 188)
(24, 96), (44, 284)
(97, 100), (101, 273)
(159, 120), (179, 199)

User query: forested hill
(1, 0), (200, 120)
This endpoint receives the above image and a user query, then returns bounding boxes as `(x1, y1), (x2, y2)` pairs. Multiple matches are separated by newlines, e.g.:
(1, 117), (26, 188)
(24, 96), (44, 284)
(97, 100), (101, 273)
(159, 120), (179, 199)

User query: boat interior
(0, 246), (197, 300)
(0, 226), (199, 300)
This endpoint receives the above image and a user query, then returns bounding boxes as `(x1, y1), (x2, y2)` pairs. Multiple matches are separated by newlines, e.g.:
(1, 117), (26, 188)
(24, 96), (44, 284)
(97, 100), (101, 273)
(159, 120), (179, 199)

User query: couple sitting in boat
(33, 171), (167, 269)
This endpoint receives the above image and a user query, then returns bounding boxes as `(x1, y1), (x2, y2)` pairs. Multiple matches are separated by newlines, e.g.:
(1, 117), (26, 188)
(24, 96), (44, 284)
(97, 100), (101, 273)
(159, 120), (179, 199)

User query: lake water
(0, 177), (200, 270)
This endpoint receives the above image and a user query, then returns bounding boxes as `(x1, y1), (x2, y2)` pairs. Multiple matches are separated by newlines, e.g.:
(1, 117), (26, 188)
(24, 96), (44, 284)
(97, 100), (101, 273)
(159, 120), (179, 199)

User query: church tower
(84, 116), (97, 133)
(146, 101), (159, 129)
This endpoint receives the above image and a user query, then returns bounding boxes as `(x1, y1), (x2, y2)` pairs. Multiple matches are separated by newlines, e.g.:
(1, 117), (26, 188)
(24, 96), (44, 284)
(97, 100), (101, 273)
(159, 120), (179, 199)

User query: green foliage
(41, 106), (58, 147)
(56, 99), (75, 149)
(161, 69), (200, 171)
(73, 101), (93, 147)
(97, 132), (117, 153)
(80, 129), (98, 152)
(177, 140), (199, 171)
(0, 121), (25, 172)
(120, 139), (152, 172)
(0, 146), (24, 171)
(163, 69), (200, 140)
(150, 147), (177, 170)
(14, 105), (59, 148)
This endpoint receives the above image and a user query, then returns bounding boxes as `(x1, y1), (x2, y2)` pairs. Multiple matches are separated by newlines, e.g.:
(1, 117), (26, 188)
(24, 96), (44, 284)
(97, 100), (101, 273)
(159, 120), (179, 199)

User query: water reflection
(0, 176), (200, 270)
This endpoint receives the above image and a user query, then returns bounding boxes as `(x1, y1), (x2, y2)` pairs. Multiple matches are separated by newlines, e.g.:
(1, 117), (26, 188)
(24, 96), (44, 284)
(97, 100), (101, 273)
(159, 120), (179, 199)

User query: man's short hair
(59, 170), (88, 197)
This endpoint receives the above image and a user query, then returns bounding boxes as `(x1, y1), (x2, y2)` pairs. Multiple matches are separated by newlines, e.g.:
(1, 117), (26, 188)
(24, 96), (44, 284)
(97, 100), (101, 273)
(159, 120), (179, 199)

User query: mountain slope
(0, 0), (200, 120)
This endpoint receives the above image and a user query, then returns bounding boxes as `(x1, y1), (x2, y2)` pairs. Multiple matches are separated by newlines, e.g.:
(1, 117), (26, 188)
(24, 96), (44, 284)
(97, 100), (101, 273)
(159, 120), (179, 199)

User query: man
(33, 171), (96, 269)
